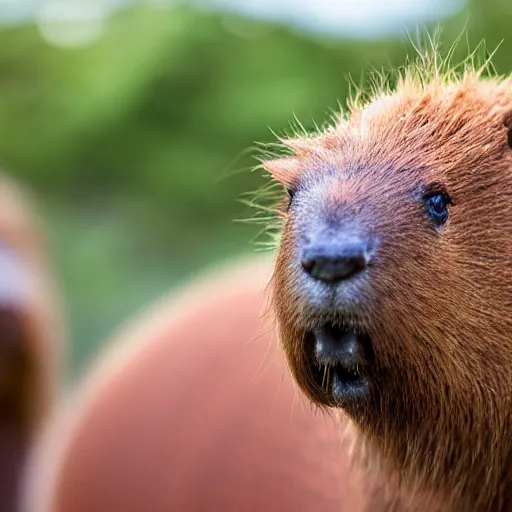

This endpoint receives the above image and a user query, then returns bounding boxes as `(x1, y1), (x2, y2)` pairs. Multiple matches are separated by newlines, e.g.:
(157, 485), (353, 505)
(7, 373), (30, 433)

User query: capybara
(23, 256), (367, 512)
(265, 49), (512, 510)
(0, 175), (65, 511)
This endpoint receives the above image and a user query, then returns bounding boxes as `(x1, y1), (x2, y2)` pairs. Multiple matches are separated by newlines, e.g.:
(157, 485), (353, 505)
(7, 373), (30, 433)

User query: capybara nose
(301, 239), (368, 282)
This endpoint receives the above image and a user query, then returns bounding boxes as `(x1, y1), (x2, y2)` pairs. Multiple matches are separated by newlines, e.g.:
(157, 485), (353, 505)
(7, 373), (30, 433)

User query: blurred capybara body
(24, 256), (367, 512)
(265, 60), (512, 510)
(0, 176), (65, 511)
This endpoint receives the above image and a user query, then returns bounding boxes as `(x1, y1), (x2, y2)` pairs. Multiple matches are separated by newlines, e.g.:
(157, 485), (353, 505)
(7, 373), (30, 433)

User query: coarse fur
(258, 39), (512, 511)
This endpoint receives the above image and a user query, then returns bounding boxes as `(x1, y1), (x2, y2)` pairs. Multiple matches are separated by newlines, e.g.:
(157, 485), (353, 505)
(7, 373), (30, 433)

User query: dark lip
(307, 324), (372, 407)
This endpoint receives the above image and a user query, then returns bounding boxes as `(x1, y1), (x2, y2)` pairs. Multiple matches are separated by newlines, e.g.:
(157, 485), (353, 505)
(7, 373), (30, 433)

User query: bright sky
(0, 0), (466, 46)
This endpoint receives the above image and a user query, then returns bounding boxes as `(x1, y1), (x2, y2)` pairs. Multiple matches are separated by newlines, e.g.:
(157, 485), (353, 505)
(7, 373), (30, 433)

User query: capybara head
(262, 50), (512, 510)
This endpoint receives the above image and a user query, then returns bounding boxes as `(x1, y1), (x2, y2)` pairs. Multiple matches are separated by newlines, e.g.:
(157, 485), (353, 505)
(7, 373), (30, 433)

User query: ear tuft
(261, 158), (300, 186)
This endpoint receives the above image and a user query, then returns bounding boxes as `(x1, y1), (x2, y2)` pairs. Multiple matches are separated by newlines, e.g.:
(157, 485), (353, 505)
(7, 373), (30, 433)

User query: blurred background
(0, 0), (509, 375)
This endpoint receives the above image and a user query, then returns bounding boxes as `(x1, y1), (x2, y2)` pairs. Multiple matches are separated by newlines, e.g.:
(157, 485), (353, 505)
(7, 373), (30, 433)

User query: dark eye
(286, 186), (296, 209)
(424, 187), (452, 226)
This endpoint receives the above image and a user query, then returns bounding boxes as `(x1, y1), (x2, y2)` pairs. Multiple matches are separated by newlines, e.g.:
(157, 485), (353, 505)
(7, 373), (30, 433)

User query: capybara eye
(286, 186), (296, 208)
(424, 185), (452, 226)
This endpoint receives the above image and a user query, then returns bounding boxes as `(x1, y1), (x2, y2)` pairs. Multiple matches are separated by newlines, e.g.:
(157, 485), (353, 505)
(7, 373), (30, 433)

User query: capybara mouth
(307, 324), (372, 407)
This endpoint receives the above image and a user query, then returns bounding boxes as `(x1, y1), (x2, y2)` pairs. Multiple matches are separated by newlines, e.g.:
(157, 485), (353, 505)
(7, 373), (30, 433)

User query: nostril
(301, 240), (369, 283)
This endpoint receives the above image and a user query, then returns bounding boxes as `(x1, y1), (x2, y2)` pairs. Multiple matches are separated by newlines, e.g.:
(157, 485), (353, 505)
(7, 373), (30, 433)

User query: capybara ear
(261, 157), (300, 187)
(261, 130), (343, 186)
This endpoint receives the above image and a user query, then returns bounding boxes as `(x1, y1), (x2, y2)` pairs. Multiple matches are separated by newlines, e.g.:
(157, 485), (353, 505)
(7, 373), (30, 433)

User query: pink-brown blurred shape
(0, 175), (65, 512)
(25, 255), (365, 511)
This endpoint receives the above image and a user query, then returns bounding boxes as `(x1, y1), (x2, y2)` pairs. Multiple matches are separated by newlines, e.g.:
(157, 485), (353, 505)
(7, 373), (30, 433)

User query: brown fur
(265, 73), (512, 510)
(0, 175), (65, 511)
(23, 256), (367, 512)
